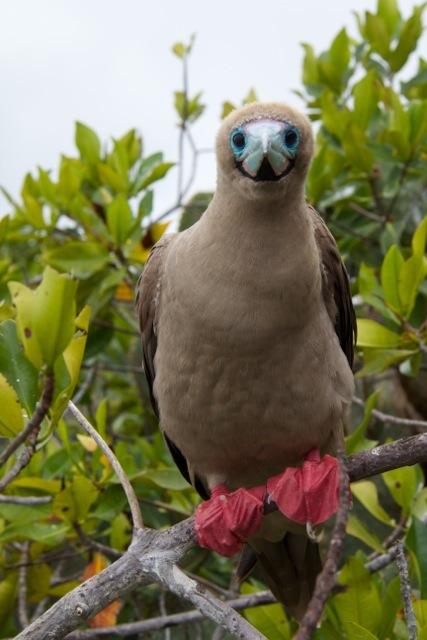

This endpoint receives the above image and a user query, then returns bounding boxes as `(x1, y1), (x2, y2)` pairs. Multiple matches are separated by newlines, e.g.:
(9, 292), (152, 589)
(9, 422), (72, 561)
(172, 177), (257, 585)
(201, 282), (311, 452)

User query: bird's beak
(241, 120), (291, 180)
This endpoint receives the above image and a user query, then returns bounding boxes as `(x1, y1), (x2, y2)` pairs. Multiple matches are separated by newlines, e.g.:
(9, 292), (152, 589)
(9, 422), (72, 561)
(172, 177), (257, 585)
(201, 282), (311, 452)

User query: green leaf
(0, 320), (39, 414)
(380, 244), (404, 312)
(378, 0), (401, 36)
(357, 348), (417, 377)
(398, 252), (426, 318)
(382, 465), (418, 514)
(138, 162), (174, 190)
(0, 573), (17, 629)
(172, 42), (186, 59)
(352, 480), (394, 525)
(136, 468), (191, 491)
(346, 514), (384, 552)
(27, 563), (52, 603)
(407, 519), (427, 598)
(334, 556), (382, 633)
(221, 101), (236, 119)
(301, 43), (319, 86)
(243, 88), (258, 104)
(353, 71), (378, 129)
(53, 475), (99, 523)
(346, 391), (379, 454)
(412, 488), (427, 521)
(388, 5), (425, 72)
(412, 216), (427, 257)
(346, 622), (377, 640)
(9, 267), (78, 368)
(43, 242), (110, 279)
(106, 194), (134, 245)
(34, 267), (77, 366)
(110, 513), (131, 551)
(241, 582), (290, 639)
(378, 576), (401, 640)
(365, 12), (390, 58)
(0, 521), (69, 545)
(179, 192), (212, 231)
(357, 319), (401, 348)
(98, 162), (128, 192)
(51, 305), (91, 423)
(75, 122), (101, 163)
(0, 373), (24, 437)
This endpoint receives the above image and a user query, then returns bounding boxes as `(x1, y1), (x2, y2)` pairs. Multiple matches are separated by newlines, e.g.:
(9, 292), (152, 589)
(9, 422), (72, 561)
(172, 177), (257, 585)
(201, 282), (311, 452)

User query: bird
(136, 102), (356, 620)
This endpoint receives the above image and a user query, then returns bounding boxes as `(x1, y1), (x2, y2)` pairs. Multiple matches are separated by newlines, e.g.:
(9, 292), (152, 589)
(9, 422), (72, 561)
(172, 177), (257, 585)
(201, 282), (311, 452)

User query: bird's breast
(153, 234), (353, 488)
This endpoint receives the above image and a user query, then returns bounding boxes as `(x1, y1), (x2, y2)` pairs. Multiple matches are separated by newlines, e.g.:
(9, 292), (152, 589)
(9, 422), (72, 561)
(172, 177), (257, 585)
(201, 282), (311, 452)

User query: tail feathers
(252, 533), (321, 621)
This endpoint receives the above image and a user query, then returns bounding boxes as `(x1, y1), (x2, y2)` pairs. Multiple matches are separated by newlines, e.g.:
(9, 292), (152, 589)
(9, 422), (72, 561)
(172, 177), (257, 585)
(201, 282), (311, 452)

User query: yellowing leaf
(115, 281), (133, 301)
(130, 222), (170, 262)
(0, 373), (24, 437)
(352, 480), (394, 526)
(8, 281), (43, 368)
(77, 434), (97, 452)
(356, 319), (401, 348)
(9, 267), (78, 368)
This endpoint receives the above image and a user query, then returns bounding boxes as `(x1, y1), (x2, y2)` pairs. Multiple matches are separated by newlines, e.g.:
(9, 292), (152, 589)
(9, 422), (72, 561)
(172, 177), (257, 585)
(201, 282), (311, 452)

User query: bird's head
(216, 102), (313, 202)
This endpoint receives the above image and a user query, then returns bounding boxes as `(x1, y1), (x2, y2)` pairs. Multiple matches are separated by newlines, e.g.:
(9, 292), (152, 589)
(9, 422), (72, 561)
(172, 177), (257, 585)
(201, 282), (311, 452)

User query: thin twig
(65, 591), (274, 639)
(81, 362), (144, 375)
(72, 363), (99, 405)
(159, 590), (171, 640)
(67, 401), (144, 530)
(294, 451), (351, 640)
(349, 202), (384, 223)
(74, 523), (122, 560)
(368, 170), (387, 219)
(0, 371), (54, 491)
(91, 319), (139, 337)
(0, 494), (52, 505)
(394, 542), (418, 640)
(353, 396), (427, 431)
(18, 542), (30, 629)
(366, 543), (401, 572)
(0, 371), (54, 467)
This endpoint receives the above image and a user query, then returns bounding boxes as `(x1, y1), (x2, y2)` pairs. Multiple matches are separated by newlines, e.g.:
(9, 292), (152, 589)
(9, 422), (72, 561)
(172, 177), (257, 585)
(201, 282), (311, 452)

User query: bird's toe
(267, 449), (340, 525)
(195, 484), (264, 557)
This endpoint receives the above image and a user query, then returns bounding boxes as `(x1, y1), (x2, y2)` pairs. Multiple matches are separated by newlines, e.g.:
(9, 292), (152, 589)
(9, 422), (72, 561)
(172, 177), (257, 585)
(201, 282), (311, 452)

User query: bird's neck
(198, 180), (312, 260)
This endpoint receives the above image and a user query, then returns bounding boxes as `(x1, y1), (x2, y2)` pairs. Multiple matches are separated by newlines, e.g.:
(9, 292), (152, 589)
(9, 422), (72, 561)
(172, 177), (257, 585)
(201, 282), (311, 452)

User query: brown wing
(135, 235), (174, 418)
(135, 235), (209, 499)
(309, 206), (356, 368)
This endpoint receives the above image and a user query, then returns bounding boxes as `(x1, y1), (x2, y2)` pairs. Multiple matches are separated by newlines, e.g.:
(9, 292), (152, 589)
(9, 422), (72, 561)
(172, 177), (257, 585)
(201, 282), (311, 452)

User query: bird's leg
(195, 484), (265, 557)
(267, 449), (340, 525)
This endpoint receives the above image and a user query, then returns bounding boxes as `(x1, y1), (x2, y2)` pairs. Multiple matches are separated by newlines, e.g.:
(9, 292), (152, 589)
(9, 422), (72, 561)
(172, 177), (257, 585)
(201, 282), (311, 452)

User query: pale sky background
(0, 0), (424, 218)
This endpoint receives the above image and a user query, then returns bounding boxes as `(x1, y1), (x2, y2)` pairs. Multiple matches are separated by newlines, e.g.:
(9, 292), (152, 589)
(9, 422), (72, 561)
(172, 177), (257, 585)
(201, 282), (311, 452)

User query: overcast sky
(0, 0), (423, 217)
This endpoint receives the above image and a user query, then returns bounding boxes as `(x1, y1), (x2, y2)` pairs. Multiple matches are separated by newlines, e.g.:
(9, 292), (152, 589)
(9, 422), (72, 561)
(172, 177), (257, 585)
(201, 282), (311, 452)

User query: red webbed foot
(267, 449), (339, 525)
(195, 484), (264, 557)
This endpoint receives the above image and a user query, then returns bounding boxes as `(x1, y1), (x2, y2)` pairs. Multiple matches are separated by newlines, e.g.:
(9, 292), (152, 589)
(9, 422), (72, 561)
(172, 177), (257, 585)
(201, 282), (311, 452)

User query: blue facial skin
(229, 119), (300, 180)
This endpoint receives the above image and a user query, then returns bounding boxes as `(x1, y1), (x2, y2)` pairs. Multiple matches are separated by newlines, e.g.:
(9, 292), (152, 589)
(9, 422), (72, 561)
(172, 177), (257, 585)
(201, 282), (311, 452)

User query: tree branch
(18, 542), (30, 629)
(0, 371), (54, 467)
(353, 396), (427, 431)
(65, 591), (275, 639)
(15, 432), (427, 640)
(0, 370), (54, 491)
(294, 452), (351, 640)
(67, 401), (143, 530)
(394, 542), (418, 640)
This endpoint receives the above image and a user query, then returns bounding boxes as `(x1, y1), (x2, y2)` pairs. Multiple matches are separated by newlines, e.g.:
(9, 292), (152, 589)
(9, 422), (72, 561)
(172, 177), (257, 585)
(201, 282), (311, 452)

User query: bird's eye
(231, 130), (246, 151)
(284, 128), (299, 149)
